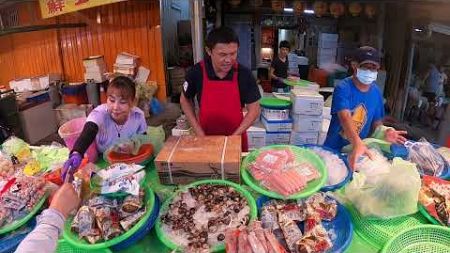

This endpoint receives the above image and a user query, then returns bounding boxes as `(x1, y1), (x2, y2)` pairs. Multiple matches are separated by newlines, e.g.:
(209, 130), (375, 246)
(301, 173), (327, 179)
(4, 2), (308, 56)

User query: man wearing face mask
(180, 27), (261, 152)
(324, 47), (407, 169)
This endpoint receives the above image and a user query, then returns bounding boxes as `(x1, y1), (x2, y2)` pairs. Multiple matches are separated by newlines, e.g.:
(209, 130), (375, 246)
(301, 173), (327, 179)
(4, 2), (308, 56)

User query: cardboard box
(291, 90), (324, 116)
(261, 116), (293, 132)
(318, 131), (327, 145)
(155, 136), (242, 185)
(291, 114), (322, 132)
(247, 123), (266, 150)
(290, 131), (319, 145)
(266, 132), (291, 145)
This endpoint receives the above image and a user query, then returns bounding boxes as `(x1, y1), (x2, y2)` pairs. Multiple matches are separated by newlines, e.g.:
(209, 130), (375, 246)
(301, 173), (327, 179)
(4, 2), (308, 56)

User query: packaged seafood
(160, 184), (250, 252)
(419, 175), (450, 226)
(224, 222), (287, 253)
(406, 139), (445, 176)
(92, 163), (145, 196)
(70, 190), (147, 244)
(248, 148), (320, 197)
(0, 175), (46, 229)
(259, 193), (337, 253)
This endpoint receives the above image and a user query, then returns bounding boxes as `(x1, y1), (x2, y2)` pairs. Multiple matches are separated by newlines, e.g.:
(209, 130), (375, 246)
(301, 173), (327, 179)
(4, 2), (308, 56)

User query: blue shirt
(324, 77), (385, 151)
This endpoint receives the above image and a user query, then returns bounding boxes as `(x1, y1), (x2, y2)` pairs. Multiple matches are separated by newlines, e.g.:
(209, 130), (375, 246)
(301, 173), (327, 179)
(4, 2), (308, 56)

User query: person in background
(180, 27), (261, 152)
(438, 65), (448, 97)
(62, 76), (147, 180)
(15, 183), (80, 253)
(423, 62), (441, 101)
(324, 46), (407, 169)
(270, 40), (290, 92)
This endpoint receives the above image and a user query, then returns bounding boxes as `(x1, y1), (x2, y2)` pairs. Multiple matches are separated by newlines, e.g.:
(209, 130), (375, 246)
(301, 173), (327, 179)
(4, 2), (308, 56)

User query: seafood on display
(225, 221), (288, 253)
(160, 184), (251, 252)
(249, 148), (320, 196)
(419, 175), (450, 227)
(0, 154), (14, 180)
(71, 189), (147, 244)
(309, 146), (348, 186)
(0, 176), (46, 228)
(260, 193), (337, 253)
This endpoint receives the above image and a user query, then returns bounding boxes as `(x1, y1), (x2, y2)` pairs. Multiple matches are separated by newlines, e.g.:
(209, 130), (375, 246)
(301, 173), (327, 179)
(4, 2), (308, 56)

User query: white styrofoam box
(266, 132), (291, 145)
(84, 72), (107, 83)
(292, 83), (320, 93)
(247, 123), (266, 150)
(322, 107), (331, 120)
(322, 118), (331, 133)
(38, 74), (61, 90)
(10, 78), (32, 92)
(318, 47), (337, 56)
(261, 116), (293, 133)
(290, 131), (319, 145)
(85, 64), (107, 73)
(319, 33), (339, 41)
(291, 90), (324, 115)
(83, 55), (105, 67)
(319, 33), (338, 48)
(171, 127), (192, 137)
(262, 107), (290, 121)
(291, 114), (323, 132)
(318, 131), (327, 145)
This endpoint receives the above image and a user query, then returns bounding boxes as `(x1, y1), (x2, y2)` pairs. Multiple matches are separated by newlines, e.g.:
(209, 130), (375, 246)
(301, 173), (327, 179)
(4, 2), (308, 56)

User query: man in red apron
(180, 27), (261, 151)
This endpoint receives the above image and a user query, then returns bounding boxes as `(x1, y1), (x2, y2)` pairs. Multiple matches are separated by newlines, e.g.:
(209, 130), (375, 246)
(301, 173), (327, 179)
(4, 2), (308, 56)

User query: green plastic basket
(284, 79), (313, 87)
(241, 145), (328, 199)
(346, 204), (430, 250)
(381, 225), (450, 253)
(259, 97), (292, 109)
(155, 179), (258, 252)
(56, 239), (112, 253)
(63, 186), (155, 250)
(0, 192), (48, 235)
(418, 204), (441, 226)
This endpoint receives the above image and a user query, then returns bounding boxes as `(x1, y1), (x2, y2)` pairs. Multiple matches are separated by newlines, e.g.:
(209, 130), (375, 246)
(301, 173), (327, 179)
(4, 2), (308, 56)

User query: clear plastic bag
(344, 157), (421, 219)
(109, 134), (151, 155)
(405, 138), (445, 176)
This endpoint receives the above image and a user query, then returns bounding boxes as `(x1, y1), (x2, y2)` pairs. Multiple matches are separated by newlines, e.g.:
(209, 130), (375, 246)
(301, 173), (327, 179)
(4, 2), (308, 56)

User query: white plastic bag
(406, 139), (445, 176)
(344, 157), (421, 219)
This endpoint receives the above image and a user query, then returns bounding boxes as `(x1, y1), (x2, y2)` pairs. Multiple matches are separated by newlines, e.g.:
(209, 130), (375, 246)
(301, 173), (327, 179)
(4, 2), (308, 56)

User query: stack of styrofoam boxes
(114, 52), (139, 77)
(9, 74), (61, 92)
(261, 106), (292, 146)
(83, 56), (107, 83)
(290, 89), (324, 145)
(287, 52), (300, 76)
(319, 107), (331, 145)
(317, 33), (338, 69)
(247, 122), (267, 151)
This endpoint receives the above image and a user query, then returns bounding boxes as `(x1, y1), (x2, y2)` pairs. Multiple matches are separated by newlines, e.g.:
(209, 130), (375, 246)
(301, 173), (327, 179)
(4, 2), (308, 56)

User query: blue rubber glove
(62, 152), (82, 182)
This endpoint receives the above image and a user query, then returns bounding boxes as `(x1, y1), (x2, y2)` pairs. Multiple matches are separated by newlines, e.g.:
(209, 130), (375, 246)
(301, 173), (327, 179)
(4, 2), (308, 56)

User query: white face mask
(356, 68), (378, 85)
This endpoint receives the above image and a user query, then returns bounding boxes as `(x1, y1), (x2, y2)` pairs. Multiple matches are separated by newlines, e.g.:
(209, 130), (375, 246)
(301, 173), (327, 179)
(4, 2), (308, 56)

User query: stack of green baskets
(241, 145), (328, 199)
(346, 204), (429, 251)
(381, 225), (450, 253)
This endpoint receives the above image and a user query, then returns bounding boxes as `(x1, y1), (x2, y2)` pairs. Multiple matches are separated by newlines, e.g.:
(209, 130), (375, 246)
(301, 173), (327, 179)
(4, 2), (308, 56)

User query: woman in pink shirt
(62, 76), (147, 180)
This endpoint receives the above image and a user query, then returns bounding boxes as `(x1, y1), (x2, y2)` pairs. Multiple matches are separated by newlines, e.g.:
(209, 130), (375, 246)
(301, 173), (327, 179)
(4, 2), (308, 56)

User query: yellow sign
(39, 0), (124, 19)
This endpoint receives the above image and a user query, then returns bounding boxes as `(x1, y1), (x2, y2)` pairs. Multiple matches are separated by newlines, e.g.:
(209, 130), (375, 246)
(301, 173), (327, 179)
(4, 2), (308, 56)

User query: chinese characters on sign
(39, 0), (123, 19)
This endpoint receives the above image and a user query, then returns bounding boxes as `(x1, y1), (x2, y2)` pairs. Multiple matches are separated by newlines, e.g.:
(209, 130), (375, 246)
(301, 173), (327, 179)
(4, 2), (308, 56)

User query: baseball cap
(354, 46), (381, 67)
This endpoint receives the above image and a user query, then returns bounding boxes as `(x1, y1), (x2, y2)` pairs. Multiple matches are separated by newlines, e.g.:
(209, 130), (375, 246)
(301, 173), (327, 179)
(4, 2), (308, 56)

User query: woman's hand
(61, 152), (82, 182)
(349, 141), (374, 171)
(49, 183), (80, 218)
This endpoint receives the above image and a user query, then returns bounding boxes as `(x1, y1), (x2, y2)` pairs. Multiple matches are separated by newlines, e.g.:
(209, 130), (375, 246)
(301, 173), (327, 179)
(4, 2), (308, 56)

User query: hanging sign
(39, 0), (124, 19)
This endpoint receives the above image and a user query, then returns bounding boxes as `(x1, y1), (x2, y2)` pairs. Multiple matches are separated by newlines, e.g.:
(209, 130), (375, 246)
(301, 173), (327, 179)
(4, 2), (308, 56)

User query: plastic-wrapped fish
(279, 218), (303, 253)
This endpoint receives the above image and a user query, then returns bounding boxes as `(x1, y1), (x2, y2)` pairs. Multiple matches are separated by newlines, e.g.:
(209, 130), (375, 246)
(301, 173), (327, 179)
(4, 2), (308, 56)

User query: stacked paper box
(247, 122), (266, 150)
(9, 74), (61, 92)
(83, 56), (107, 83)
(290, 89), (324, 145)
(114, 52), (139, 77)
(317, 33), (338, 69)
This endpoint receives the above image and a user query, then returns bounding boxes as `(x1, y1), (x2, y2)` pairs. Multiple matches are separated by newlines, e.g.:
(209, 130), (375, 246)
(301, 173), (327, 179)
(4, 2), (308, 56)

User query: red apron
(199, 60), (248, 151)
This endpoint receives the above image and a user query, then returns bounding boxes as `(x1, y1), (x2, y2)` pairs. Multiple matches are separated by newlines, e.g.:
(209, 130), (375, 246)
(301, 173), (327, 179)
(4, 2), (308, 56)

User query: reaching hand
(349, 141), (374, 171)
(61, 152), (82, 182)
(49, 183), (80, 218)
(385, 129), (408, 144)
